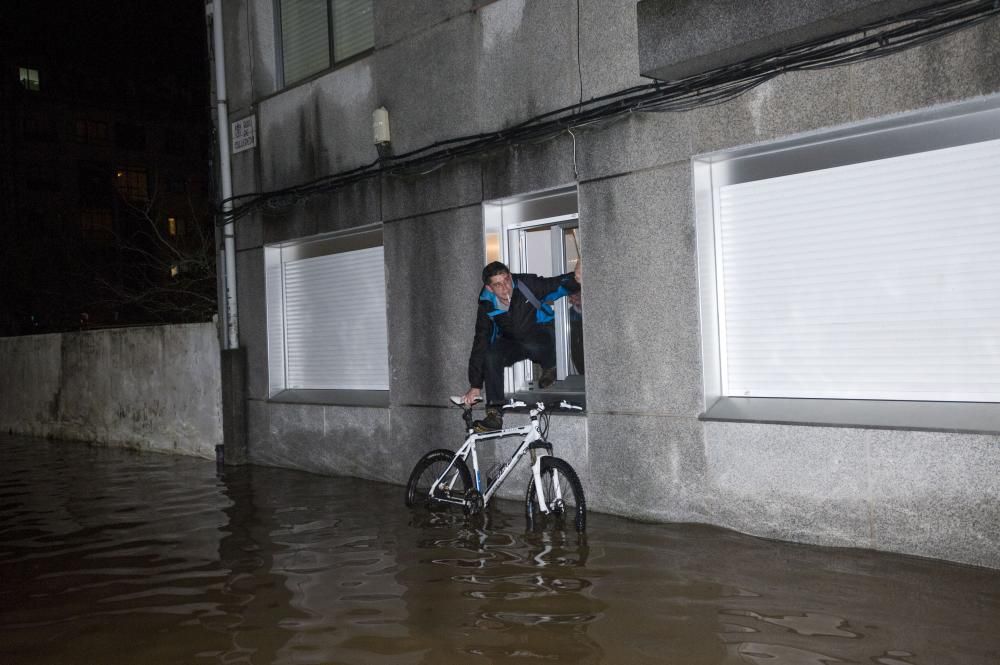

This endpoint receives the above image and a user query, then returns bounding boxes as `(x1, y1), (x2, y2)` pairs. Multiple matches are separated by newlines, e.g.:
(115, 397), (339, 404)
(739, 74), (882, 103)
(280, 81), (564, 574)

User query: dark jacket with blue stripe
(467, 272), (580, 388)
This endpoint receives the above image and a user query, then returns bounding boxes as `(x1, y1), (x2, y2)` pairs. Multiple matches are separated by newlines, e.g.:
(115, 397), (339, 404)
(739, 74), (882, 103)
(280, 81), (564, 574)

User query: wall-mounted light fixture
(373, 106), (391, 159)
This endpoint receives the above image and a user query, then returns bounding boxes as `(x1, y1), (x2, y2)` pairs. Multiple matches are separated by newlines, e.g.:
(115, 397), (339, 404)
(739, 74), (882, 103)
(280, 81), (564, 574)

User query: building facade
(211, 0), (1000, 568)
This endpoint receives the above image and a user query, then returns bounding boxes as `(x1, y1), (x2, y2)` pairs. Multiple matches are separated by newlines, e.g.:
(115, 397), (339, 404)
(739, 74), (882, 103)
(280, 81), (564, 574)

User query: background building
(210, 0), (1000, 569)
(0, 1), (214, 334)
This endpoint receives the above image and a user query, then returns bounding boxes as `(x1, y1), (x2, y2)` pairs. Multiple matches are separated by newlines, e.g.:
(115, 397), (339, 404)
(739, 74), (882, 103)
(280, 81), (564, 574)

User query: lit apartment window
(18, 67), (40, 91)
(166, 216), (185, 236)
(277, 0), (373, 86)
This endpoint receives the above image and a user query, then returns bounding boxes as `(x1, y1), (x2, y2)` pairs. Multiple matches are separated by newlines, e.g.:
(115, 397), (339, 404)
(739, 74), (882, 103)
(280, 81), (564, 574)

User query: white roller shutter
(280, 0), (330, 84)
(717, 137), (1000, 402)
(332, 0), (373, 62)
(281, 245), (388, 390)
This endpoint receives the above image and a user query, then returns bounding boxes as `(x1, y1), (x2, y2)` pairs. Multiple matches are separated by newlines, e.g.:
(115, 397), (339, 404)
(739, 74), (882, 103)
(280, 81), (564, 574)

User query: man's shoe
(538, 367), (557, 389)
(473, 406), (503, 432)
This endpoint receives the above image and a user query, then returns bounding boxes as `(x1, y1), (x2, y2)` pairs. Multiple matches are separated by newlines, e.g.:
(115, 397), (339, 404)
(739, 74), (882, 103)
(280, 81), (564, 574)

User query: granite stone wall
(0, 323), (222, 458)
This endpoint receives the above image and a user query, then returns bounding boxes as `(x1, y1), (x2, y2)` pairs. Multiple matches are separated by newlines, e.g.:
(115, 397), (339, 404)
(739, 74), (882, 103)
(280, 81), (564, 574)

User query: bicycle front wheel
(405, 449), (472, 510)
(525, 456), (586, 532)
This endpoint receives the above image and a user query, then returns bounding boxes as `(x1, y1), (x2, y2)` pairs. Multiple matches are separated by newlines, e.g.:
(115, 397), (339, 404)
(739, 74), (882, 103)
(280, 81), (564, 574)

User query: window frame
(114, 167), (149, 202)
(693, 96), (1000, 433)
(274, 0), (374, 89)
(264, 224), (390, 406)
(18, 67), (40, 92)
(483, 187), (585, 400)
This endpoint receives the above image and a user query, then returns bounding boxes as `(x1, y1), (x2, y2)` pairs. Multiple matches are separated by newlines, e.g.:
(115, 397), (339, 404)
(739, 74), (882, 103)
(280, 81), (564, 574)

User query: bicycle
(404, 397), (587, 532)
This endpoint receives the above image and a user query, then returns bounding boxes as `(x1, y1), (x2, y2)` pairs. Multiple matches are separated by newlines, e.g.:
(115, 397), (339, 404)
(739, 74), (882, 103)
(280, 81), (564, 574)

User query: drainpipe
(208, 0), (239, 350)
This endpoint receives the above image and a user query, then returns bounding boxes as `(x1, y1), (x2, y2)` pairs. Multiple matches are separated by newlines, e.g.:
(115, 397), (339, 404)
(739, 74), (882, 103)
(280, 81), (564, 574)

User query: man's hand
(574, 259), (582, 285)
(461, 387), (481, 405)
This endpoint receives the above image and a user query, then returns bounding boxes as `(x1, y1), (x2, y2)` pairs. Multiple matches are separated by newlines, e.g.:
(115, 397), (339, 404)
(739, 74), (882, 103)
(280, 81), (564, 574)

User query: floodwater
(1, 436), (998, 665)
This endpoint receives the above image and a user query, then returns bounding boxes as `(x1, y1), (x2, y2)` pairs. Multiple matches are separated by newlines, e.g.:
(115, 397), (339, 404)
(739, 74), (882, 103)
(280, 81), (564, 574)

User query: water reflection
(1, 435), (999, 665)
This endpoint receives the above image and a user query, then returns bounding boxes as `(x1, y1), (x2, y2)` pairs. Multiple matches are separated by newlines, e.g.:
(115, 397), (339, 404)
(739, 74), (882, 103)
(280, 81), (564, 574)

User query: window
(75, 119), (109, 144)
(277, 0), (373, 86)
(18, 67), (39, 91)
(265, 226), (389, 395)
(80, 209), (114, 238)
(22, 113), (56, 141)
(483, 188), (585, 398)
(114, 167), (148, 201)
(694, 98), (1000, 427)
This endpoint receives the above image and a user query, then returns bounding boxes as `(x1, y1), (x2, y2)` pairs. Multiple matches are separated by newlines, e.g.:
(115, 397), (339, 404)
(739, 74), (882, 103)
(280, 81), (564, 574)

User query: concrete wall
(0, 323), (222, 458)
(218, 0), (1000, 569)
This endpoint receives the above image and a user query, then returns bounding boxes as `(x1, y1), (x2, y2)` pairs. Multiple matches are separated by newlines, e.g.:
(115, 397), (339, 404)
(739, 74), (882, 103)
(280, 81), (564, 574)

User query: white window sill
(700, 397), (1000, 435)
(269, 389), (389, 408)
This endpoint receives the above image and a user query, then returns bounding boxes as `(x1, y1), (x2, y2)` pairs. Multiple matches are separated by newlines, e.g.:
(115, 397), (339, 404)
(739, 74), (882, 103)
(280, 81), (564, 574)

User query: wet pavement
(1, 434), (998, 665)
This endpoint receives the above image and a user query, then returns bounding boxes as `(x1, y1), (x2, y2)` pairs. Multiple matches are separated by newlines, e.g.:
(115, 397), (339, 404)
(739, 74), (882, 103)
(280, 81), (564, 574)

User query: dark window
(278, 0), (373, 86)
(22, 113), (57, 141)
(80, 209), (115, 239)
(78, 162), (112, 207)
(114, 122), (146, 151)
(75, 119), (110, 144)
(25, 164), (61, 192)
(114, 167), (148, 201)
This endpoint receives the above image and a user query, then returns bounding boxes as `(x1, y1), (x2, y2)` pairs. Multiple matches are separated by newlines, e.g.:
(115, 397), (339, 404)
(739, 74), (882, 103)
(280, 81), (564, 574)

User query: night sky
(3, 0), (208, 92)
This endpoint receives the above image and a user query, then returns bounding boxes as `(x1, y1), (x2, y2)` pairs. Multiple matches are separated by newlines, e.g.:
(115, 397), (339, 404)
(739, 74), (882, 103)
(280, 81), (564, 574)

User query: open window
(483, 187), (584, 400)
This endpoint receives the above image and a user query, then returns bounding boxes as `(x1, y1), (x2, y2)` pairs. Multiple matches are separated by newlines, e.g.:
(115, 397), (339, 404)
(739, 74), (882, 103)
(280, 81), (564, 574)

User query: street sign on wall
(231, 116), (257, 154)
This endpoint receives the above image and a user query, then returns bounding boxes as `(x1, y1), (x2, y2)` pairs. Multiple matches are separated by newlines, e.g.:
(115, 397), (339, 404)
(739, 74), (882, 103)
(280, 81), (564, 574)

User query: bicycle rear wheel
(525, 456), (586, 532)
(405, 449), (472, 510)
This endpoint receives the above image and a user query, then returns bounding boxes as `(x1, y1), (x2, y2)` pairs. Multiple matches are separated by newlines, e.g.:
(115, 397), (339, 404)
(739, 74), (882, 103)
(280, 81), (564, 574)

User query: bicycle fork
(530, 449), (562, 514)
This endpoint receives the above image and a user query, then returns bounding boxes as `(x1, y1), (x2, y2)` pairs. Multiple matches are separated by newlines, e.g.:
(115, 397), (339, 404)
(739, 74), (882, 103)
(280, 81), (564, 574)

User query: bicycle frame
(427, 404), (564, 514)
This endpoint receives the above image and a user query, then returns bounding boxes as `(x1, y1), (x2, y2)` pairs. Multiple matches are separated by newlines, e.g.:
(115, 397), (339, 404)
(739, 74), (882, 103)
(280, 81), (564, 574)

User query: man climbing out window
(460, 259), (582, 431)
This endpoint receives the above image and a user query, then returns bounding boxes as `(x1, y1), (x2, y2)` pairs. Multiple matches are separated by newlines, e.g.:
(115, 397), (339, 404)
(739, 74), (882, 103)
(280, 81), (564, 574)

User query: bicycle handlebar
(500, 399), (583, 412)
(449, 396), (583, 412)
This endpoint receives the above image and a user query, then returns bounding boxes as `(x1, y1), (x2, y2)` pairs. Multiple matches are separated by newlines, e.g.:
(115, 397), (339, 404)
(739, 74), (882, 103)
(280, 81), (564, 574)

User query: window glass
(75, 119), (109, 144)
(114, 167), (149, 201)
(18, 67), (39, 91)
(22, 113), (56, 141)
(80, 209), (114, 238)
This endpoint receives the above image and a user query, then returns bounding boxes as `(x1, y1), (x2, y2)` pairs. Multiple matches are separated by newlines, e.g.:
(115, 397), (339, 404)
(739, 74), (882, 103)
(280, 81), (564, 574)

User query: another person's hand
(461, 387), (481, 405)
(574, 259), (582, 285)
(569, 292), (582, 312)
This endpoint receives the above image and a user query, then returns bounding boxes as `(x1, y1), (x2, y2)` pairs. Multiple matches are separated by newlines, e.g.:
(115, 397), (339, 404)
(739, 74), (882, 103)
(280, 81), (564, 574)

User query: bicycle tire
(525, 456), (586, 532)
(405, 449), (473, 509)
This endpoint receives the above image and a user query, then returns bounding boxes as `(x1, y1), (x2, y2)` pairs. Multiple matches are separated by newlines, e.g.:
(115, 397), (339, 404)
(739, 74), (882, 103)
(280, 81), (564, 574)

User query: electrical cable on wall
(217, 0), (1000, 228)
